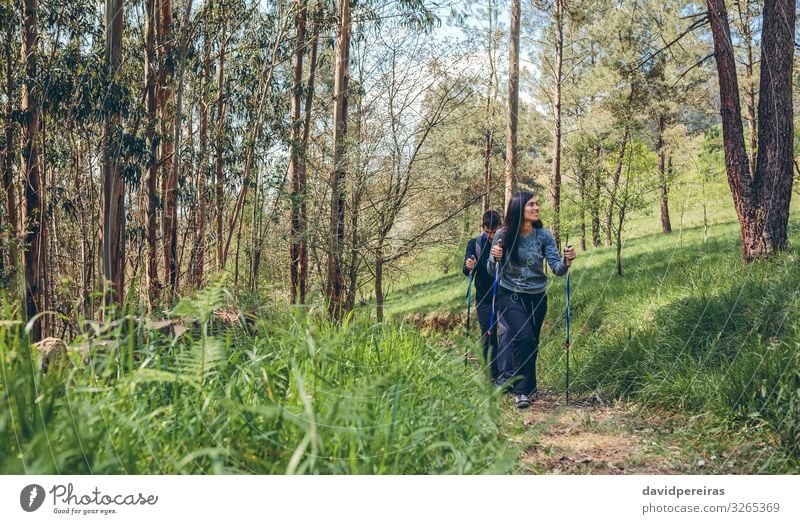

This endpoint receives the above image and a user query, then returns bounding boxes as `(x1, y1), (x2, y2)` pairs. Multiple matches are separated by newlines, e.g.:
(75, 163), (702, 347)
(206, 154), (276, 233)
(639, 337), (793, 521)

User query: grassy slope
(385, 195), (800, 470)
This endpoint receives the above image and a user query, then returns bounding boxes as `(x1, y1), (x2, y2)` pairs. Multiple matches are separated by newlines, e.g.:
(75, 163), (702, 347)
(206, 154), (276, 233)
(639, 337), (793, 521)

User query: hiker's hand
(564, 245), (576, 266)
(465, 256), (476, 271)
(491, 240), (503, 261)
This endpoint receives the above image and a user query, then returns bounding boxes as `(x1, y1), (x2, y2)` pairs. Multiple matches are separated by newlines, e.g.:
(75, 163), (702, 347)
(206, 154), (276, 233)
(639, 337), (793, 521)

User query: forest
(0, 0), (798, 474)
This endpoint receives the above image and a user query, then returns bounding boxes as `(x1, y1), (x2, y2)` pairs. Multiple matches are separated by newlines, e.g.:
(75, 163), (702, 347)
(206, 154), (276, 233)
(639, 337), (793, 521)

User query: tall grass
(387, 213), (800, 468)
(0, 284), (512, 474)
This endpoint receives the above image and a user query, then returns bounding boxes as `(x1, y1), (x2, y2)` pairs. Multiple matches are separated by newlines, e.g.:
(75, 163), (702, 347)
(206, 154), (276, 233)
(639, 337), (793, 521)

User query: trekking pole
(565, 242), (572, 406)
(488, 239), (502, 337)
(465, 261), (476, 367)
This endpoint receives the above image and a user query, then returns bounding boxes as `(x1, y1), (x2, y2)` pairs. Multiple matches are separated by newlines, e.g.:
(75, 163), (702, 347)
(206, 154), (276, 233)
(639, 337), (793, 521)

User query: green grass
(0, 285), (513, 474)
(386, 198), (800, 469)
(2, 190), (799, 473)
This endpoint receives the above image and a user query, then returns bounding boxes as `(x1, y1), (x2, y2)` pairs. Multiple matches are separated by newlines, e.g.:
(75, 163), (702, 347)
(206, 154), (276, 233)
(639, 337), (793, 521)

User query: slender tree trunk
(298, 12), (319, 304)
(504, 0), (520, 211)
(195, 28), (210, 290)
(289, 0), (306, 304)
(160, 0), (178, 298)
(605, 125), (629, 248)
(706, 0), (795, 261)
(482, 0), (496, 214)
(2, 35), (18, 277)
(144, 0), (160, 305)
(374, 248), (384, 323)
(21, 0), (42, 340)
(326, 0), (351, 320)
(550, 0), (563, 246)
(657, 114), (672, 233)
(576, 160), (587, 251)
(101, 0), (125, 309)
(738, 1), (757, 177)
(215, 8), (226, 272)
(591, 146), (602, 247)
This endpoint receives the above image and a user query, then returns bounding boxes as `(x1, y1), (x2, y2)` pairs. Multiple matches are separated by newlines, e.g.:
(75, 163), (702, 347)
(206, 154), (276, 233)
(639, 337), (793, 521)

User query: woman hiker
(487, 191), (576, 409)
(463, 210), (507, 382)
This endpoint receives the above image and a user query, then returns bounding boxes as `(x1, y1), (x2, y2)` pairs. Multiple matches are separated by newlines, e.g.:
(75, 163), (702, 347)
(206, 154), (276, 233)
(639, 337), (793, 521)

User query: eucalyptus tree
(324, 0), (439, 319)
(20, 0), (43, 339)
(101, 0), (125, 308)
(504, 0), (520, 210)
(1, 0), (19, 282)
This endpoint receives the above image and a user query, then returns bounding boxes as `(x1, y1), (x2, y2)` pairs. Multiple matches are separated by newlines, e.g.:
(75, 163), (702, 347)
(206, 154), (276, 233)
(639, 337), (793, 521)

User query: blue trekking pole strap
(489, 261), (500, 334)
(566, 267), (571, 342)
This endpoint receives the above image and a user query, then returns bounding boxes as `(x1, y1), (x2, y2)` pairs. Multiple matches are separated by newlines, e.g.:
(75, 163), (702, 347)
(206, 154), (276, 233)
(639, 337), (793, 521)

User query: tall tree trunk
(298, 12), (319, 304)
(657, 114), (672, 233)
(737, 1), (757, 177)
(326, 0), (351, 320)
(591, 146), (602, 247)
(101, 0), (125, 309)
(215, 6), (226, 272)
(576, 160), (587, 251)
(289, 0), (306, 304)
(605, 125), (629, 248)
(194, 25), (210, 290)
(159, 0), (177, 298)
(482, 0), (496, 214)
(706, 0), (795, 261)
(162, 0), (192, 298)
(504, 0), (520, 211)
(2, 34), (17, 277)
(345, 188), (361, 313)
(374, 248), (384, 323)
(550, 0), (563, 246)
(144, 0), (160, 305)
(21, 0), (42, 340)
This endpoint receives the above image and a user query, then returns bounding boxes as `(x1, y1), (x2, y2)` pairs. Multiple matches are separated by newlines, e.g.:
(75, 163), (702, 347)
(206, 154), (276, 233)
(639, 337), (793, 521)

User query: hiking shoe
(515, 394), (532, 409)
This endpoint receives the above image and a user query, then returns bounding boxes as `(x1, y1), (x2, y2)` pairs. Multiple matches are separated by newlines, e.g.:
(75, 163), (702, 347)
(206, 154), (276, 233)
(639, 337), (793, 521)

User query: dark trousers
(475, 299), (500, 381)
(496, 290), (548, 396)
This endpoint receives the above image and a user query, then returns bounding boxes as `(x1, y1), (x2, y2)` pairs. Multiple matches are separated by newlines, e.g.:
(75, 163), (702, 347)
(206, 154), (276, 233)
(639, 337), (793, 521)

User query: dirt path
(499, 391), (773, 474)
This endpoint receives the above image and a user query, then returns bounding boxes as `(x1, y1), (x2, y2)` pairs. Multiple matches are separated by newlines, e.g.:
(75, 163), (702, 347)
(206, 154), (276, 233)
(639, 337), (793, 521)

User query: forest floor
(497, 389), (779, 474)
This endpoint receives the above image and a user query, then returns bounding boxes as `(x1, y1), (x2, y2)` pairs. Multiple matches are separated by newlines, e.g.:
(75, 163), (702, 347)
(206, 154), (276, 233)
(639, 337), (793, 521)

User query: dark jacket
(463, 233), (494, 301)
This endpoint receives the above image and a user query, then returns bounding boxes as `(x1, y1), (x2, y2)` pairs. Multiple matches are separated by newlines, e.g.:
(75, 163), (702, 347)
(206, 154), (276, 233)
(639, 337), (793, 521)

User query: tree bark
(605, 125), (629, 248)
(657, 114), (672, 233)
(298, 12), (319, 305)
(550, 0), (563, 246)
(289, 0), (306, 304)
(737, 1), (757, 177)
(2, 33), (18, 277)
(504, 0), (520, 211)
(706, 0), (795, 261)
(482, 0), (496, 214)
(101, 0), (125, 309)
(591, 145), (602, 247)
(194, 21), (210, 290)
(326, 0), (351, 320)
(576, 157), (587, 251)
(214, 6), (226, 272)
(374, 248), (384, 323)
(144, 0), (160, 305)
(21, 0), (42, 340)
(158, 0), (177, 299)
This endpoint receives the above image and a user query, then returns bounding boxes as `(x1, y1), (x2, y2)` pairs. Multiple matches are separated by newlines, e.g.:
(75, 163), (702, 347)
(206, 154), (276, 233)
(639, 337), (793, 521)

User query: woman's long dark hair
(502, 191), (543, 265)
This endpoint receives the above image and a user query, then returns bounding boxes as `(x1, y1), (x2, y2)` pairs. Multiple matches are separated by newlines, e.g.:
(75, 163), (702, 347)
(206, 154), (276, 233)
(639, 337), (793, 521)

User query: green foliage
(0, 290), (510, 474)
(388, 208), (800, 467)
